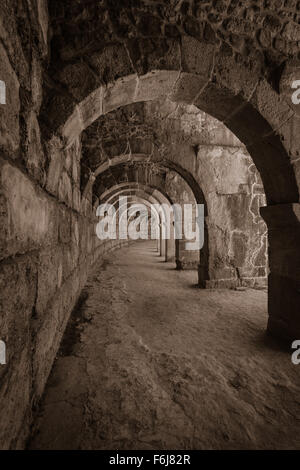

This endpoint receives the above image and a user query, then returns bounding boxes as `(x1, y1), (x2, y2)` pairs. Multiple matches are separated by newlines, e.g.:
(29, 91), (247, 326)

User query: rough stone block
(31, 54), (44, 112)
(36, 246), (62, 315)
(0, 348), (31, 450)
(169, 73), (209, 104)
(103, 74), (138, 114)
(61, 243), (79, 281)
(37, 0), (49, 50)
(214, 51), (260, 102)
(46, 136), (65, 196)
(127, 38), (181, 75)
(88, 44), (134, 83)
(135, 71), (179, 103)
(251, 79), (294, 132)
(0, 254), (37, 449)
(58, 171), (73, 207)
(0, 161), (58, 259)
(58, 62), (100, 102)
(181, 36), (214, 77)
(58, 206), (71, 244)
(195, 82), (243, 123)
(24, 111), (46, 184)
(73, 187), (81, 212)
(78, 87), (103, 130)
(0, 42), (20, 154)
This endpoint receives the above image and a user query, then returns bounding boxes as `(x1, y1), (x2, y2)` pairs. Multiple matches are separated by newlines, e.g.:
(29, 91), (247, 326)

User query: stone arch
(98, 182), (174, 207)
(42, 37), (299, 205)
(93, 163), (208, 281)
(112, 196), (161, 243)
(42, 36), (300, 339)
(104, 186), (176, 261)
(96, 183), (177, 265)
(92, 156), (209, 278)
(85, 153), (207, 207)
(3, 4), (300, 448)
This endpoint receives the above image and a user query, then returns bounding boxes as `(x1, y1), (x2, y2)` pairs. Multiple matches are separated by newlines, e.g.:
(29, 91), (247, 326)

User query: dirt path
(29, 241), (300, 450)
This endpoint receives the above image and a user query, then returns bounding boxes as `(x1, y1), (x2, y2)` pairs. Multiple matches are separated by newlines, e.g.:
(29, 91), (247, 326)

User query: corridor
(29, 241), (300, 450)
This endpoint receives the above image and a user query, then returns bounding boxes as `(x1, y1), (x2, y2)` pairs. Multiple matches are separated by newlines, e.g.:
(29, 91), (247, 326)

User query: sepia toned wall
(0, 0), (300, 450)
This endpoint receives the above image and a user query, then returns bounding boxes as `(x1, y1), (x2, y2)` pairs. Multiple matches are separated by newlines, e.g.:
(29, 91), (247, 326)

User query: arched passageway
(93, 159), (209, 278)
(0, 0), (299, 450)
(43, 56), (300, 340)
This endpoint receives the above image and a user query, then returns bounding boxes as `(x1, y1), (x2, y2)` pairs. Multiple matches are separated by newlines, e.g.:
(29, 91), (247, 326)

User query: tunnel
(0, 0), (299, 451)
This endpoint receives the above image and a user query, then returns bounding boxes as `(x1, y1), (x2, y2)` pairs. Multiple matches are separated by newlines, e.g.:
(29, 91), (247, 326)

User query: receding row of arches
(43, 59), (300, 340)
(1, 1), (300, 449)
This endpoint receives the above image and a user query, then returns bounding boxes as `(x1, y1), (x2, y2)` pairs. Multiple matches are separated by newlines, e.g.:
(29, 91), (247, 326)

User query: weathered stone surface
(58, 62), (101, 102)
(1, 0), (300, 452)
(0, 42), (20, 154)
(37, 0), (49, 50)
(195, 146), (267, 288)
(58, 171), (73, 207)
(181, 36), (215, 76)
(127, 38), (181, 75)
(103, 75), (138, 114)
(251, 79), (294, 131)
(0, 254), (37, 449)
(45, 137), (65, 195)
(169, 73), (209, 104)
(23, 111), (46, 183)
(88, 44), (134, 84)
(36, 246), (63, 315)
(0, 161), (58, 260)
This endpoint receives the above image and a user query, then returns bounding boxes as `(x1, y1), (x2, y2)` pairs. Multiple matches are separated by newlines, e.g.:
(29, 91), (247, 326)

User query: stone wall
(0, 1), (130, 449)
(164, 142), (267, 288)
(0, 151), (129, 449)
(163, 105), (268, 287)
(198, 146), (267, 289)
(0, 0), (288, 449)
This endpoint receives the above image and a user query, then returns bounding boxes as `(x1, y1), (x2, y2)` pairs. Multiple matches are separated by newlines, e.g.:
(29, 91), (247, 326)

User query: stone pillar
(198, 223), (209, 288)
(261, 203), (300, 341)
(159, 223), (162, 256)
(159, 221), (169, 260)
(159, 223), (166, 258)
(166, 227), (176, 262)
(175, 239), (199, 270)
(175, 204), (200, 269)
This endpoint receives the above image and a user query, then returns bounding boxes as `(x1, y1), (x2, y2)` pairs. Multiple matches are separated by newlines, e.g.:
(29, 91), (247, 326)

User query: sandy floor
(29, 241), (300, 450)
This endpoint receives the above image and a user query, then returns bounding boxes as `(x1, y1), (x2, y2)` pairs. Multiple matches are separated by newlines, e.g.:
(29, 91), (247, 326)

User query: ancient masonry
(0, 0), (300, 449)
